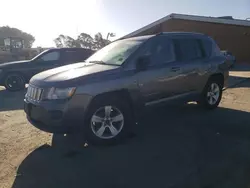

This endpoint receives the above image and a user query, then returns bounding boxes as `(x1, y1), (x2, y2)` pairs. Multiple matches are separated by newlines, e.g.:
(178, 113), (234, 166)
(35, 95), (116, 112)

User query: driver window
(40, 51), (60, 61)
(137, 36), (175, 66)
(151, 37), (175, 64)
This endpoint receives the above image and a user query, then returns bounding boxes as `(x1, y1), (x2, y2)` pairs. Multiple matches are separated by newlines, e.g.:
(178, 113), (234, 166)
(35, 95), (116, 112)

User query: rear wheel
(200, 78), (223, 109)
(84, 97), (132, 145)
(4, 73), (25, 91)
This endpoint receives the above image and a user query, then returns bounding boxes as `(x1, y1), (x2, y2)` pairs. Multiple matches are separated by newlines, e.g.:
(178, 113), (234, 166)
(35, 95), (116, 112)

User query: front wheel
(84, 98), (132, 145)
(4, 73), (25, 91)
(200, 78), (223, 109)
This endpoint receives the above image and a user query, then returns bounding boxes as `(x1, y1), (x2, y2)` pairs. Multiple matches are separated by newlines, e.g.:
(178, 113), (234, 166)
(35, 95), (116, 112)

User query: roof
(49, 48), (94, 52)
(122, 13), (250, 39)
(122, 35), (155, 41)
(120, 32), (206, 40)
(159, 32), (205, 36)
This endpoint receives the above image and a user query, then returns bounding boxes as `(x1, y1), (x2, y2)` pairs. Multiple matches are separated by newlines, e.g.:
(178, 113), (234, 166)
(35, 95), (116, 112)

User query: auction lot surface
(1, 68), (250, 188)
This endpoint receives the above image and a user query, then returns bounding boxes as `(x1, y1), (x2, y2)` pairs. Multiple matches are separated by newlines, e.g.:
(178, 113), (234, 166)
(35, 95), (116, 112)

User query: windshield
(86, 39), (143, 65)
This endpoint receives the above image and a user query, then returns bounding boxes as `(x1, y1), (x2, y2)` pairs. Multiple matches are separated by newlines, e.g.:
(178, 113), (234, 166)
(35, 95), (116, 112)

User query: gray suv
(24, 32), (229, 145)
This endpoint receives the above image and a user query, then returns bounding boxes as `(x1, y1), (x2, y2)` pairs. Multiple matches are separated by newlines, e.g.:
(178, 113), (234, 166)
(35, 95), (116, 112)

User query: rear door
(172, 37), (208, 93)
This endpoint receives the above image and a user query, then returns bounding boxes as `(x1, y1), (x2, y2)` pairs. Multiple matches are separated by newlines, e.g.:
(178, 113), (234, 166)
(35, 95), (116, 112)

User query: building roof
(122, 13), (250, 39)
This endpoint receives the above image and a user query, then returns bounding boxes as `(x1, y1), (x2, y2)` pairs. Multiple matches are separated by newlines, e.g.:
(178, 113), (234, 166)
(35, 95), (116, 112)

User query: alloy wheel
(207, 83), (220, 105)
(90, 105), (124, 139)
(5, 75), (25, 91)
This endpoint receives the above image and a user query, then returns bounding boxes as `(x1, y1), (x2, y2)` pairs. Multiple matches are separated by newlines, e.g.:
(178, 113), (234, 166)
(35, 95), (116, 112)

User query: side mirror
(136, 55), (150, 71)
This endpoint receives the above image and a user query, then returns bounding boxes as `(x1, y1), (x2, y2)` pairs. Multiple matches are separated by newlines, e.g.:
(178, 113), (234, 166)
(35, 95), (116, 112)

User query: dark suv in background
(0, 48), (94, 91)
(24, 32), (229, 145)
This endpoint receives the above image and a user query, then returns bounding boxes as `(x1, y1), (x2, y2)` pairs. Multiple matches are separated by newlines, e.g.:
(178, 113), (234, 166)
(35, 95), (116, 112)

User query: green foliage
(0, 26), (35, 48)
(54, 32), (112, 50)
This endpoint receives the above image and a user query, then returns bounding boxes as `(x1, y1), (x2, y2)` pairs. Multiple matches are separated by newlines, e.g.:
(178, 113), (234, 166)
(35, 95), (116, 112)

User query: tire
(200, 77), (223, 109)
(84, 96), (133, 146)
(4, 73), (25, 91)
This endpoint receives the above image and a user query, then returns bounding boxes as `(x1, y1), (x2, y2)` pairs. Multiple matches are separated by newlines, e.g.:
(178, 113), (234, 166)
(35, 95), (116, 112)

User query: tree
(93, 32), (110, 49)
(54, 32), (112, 50)
(54, 35), (81, 48)
(77, 33), (94, 49)
(0, 26), (35, 48)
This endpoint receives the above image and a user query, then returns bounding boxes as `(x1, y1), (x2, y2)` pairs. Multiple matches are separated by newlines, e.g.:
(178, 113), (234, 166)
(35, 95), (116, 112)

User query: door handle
(171, 67), (180, 72)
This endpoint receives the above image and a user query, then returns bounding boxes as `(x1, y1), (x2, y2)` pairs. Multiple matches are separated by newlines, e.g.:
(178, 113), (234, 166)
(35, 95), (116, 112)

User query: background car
(0, 48), (94, 91)
(221, 50), (236, 68)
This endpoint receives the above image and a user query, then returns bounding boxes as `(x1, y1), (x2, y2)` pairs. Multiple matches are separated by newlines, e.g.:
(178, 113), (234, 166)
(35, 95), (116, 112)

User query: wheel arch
(3, 71), (28, 83)
(208, 73), (224, 87)
(86, 89), (136, 120)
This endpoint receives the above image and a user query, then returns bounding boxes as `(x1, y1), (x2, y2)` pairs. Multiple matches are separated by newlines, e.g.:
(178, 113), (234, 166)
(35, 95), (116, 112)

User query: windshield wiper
(88, 60), (120, 66)
(89, 60), (105, 64)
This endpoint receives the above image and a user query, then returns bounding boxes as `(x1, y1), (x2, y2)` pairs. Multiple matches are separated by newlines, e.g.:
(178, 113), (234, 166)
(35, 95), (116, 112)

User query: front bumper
(24, 98), (86, 133)
(0, 72), (4, 85)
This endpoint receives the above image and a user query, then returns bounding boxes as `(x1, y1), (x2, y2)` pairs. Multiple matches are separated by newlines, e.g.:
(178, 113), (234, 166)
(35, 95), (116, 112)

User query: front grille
(26, 85), (43, 101)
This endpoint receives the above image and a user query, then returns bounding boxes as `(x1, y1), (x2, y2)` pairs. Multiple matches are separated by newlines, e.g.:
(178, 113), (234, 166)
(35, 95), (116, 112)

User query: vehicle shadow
(226, 75), (250, 89)
(12, 104), (250, 188)
(0, 87), (26, 111)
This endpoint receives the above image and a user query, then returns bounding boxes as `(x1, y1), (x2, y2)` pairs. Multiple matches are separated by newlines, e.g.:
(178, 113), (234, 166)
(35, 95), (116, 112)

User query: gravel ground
(1, 69), (250, 188)
(0, 88), (51, 188)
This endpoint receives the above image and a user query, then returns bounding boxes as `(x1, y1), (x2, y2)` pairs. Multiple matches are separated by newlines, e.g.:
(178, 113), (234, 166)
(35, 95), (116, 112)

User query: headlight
(44, 87), (76, 100)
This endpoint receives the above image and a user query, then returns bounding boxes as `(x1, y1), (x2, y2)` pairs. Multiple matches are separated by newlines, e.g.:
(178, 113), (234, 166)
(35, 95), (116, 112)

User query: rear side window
(40, 51), (60, 61)
(63, 50), (90, 63)
(174, 39), (203, 61)
(64, 51), (79, 62)
(78, 50), (94, 60)
(202, 39), (212, 57)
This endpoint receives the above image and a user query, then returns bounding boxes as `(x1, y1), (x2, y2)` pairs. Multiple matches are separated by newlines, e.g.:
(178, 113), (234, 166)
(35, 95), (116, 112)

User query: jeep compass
(24, 32), (229, 145)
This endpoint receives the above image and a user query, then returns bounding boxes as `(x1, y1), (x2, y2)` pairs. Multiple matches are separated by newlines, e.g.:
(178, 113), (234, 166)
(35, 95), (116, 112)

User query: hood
(0, 60), (31, 68)
(0, 60), (30, 67)
(30, 62), (120, 87)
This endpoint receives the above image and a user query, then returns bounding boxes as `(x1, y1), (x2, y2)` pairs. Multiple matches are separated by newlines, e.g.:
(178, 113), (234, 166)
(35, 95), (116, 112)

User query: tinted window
(63, 50), (93, 62)
(202, 39), (212, 57)
(63, 51), (83, 63)
(151, 37), (175, 64)
(139, 37), (175, 65)
(174, 39), (203, 61)
(39, 51), (60, 61)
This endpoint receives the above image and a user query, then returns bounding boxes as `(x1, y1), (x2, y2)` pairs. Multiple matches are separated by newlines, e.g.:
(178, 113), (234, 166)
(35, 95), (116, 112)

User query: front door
(135, 36), (184, 104)
(25, 50), (61, 80)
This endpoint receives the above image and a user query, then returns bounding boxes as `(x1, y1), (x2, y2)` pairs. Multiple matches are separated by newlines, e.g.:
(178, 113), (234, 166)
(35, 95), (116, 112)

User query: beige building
(122, 13), (250, 62)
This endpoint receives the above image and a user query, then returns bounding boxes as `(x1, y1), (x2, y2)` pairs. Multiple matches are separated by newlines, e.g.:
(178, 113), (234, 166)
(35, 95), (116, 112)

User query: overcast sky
(0, 0), (249, 47)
